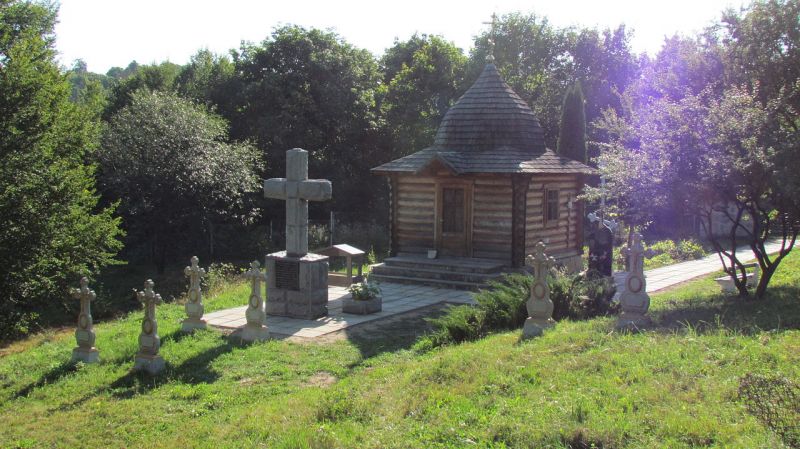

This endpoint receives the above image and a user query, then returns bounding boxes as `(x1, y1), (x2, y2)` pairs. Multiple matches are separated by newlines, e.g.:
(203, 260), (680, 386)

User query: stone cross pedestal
(70, 277), (99, 363)
(264, 148), (331, 319)
(240, 261), (270, 342)
(134, 279), (165, 374)
(523, 242), (556, 338)
(616, 233), (652, 331)
(182, 256), (207, 332)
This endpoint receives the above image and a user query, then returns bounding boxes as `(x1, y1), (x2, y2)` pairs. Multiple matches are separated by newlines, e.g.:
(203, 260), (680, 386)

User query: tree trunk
(754, 264), (776, 299)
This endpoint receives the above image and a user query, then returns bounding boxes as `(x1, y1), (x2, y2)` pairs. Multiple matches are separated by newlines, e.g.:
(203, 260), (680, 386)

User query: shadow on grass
(107, 337), (247, 400)
(653, 285), (800, 335)
(341, 303), (452, 363)
(13, 360), (78, 399)
(48, 333), (252, 412)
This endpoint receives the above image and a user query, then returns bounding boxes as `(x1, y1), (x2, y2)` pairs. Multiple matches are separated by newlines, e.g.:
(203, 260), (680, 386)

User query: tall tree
(103, 61), (182, 119)
(379, 34), (467, 158)
(229, 26), (385, 218)
(557, 81), (588, 163)
(99, 90), (263, 272)
(0, 1), (123, 338)
(469, 14), (637, 149)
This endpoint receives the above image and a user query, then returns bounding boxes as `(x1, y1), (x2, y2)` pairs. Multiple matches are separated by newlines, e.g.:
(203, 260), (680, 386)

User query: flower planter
(342, 295), (382, 315)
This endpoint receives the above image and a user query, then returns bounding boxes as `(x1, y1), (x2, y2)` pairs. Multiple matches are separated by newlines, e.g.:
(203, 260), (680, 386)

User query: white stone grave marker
(240, 261), (270, 342)
(70, 277), (99, 363)
(616, 233), (652, 330)
(134, 279), (165, 374)
(182, 256), (207, 332)
(523, 241), (556, 338)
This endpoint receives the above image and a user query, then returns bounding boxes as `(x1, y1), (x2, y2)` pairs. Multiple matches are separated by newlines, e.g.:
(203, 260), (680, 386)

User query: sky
(55, 0), (746, 74)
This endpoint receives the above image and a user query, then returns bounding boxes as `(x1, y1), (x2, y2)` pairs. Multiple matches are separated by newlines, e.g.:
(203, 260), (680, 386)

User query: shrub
(416, 271), (617, 350)
(348, 280), (381, 301)
(550, 269), (619, 321)
(648, 239), (677, 257)
(677, 238), (705, 260)
(739, 373), (799, 448)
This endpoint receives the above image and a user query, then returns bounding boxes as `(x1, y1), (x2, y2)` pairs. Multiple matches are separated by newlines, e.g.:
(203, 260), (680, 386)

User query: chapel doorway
(436, 183), (471, 257)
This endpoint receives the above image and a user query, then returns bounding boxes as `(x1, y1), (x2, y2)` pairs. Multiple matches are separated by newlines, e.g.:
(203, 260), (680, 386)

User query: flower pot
(343, 295), (382, 315)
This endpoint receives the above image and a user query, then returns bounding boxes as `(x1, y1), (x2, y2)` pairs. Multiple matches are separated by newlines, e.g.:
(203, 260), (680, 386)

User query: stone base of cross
(263, 148), (332, 320)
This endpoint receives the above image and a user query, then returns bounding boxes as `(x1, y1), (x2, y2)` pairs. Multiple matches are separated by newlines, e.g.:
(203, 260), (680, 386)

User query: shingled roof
(433, 63), (546, 153)
(372, 62), (596, 175)
(371, 147), (595, 175)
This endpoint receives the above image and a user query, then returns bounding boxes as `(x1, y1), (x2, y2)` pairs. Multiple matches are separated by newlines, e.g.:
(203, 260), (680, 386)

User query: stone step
(381, 256), (505, 274)
(371, 264), (504, 284)
(369, 273), (491, 291)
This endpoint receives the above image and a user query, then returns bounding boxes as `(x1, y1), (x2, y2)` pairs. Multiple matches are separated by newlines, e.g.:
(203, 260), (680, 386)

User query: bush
(648, 239), (677, 257)
(677, 238), (705, 260)
(348, 280), (381, 301)
(739, 373), (799, 448)
(550, 269), (619, 321)
(416, 271), (617, 350)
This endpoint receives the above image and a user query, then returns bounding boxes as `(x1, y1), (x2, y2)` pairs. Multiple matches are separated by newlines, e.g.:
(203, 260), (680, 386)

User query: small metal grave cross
(482, 12), (499, 63)
(264, 148), (332, 257)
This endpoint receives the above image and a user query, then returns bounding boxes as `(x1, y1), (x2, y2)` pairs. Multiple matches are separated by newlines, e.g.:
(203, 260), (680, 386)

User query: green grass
(1, 253), (799, 448)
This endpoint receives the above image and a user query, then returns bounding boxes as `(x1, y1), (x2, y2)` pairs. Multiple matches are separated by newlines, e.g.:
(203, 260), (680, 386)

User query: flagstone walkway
(206, 240), (793, 339)
(613, 240), (793, 293)
(205, 283), (473, 338)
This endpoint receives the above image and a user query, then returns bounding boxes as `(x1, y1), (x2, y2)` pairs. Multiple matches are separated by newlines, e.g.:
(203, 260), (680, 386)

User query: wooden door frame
(434, 178), (474, 257)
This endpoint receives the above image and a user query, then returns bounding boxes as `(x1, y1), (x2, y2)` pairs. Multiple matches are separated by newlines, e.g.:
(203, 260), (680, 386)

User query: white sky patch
(54, 0), (745, 73)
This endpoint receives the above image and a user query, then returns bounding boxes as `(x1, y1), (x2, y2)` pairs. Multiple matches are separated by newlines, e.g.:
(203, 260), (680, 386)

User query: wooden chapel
(371, 58), (595, 286)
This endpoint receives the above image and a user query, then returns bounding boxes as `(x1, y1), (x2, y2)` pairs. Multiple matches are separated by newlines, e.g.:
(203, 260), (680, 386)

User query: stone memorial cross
(264, 148), (332, 257)
(134, 279), (165, 374)
(522, 241), (556, 338)
(70, 277), (99, 363)
(616, 233), (652, 331)
(181, 256), (207, 332)
(241, 261), (270, 342)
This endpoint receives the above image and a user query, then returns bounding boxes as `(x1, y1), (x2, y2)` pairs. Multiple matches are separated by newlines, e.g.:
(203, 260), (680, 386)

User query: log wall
(471, 177), (513, 262)
(525, 174), (582, 257)
(394, 176), (436, 253)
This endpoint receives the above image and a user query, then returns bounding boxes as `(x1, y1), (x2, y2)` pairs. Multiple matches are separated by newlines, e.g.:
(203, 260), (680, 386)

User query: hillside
(0, 253), (798, 448)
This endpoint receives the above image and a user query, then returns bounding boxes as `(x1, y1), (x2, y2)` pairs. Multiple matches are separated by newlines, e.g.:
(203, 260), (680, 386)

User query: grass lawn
(0, 253), (798, 448)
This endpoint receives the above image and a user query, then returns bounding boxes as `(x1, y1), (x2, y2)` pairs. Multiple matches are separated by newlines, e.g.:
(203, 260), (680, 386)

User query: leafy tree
(103, 61), (181, 119)
(0, 0), (123, 338)
(99, 90), (263, 272)
(470, 14), (637, 149)
(229, 26), (385, 218)
(176, 49), (236, 113)
(557, 81), (587, 163)
(588, 86), (798, 298)
(379, 34), (467, 158)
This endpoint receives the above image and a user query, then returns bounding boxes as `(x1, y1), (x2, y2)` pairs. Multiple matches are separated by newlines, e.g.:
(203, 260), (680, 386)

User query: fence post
(330, 211), (335, 246)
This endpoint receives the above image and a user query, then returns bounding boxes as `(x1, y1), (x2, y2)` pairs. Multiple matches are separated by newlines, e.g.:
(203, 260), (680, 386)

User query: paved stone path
(613, 240), (793, 293)
(205, 283), (472, 338)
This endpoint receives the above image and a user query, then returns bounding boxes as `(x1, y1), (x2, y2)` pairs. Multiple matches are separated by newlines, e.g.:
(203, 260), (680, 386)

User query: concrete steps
(370, 255), (507, 290)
